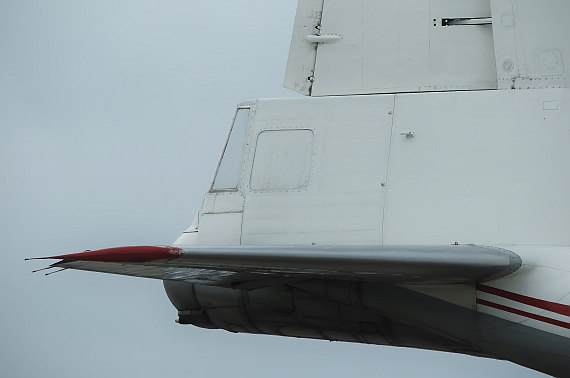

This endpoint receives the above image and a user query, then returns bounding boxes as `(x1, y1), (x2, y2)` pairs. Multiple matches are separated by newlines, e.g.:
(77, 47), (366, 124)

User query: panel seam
(381, 94), (397, 246)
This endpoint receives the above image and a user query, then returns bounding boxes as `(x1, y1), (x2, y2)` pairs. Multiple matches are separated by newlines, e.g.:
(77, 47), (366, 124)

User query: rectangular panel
(491, 0), (569, 89)
(428, 0), (497, 91)
(197, 213), (243, 245)
(310, 0), (497, 96)
(384, 89), (570, 246)
(241, 95), (394, 245)
(250, 130), (314, 191)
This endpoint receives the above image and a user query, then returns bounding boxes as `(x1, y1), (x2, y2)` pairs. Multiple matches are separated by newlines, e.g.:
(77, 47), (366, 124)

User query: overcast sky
(1, 1), (548, 377)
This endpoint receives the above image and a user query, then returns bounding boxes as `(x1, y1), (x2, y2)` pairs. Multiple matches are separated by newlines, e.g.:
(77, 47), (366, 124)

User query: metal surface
(50, 244), (521, 286)
(285, 0), (570, 96)
(283, 0), (324, 95)
(491, 0), (570, 89)
(174, 244), (521, 283)
(239, 95), (393, 246)
(285, 0), (498, 95)
(163, 280), (570, 377)
(31, 1), (570, 375)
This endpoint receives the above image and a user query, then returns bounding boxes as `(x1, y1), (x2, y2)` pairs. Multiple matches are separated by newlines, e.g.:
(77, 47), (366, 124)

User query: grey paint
(53, 244), (521, 285)
(164, 279), (570, 377)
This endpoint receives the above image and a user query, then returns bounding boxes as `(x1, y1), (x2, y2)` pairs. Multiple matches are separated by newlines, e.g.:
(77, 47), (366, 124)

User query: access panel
(241, 95), (395, 245)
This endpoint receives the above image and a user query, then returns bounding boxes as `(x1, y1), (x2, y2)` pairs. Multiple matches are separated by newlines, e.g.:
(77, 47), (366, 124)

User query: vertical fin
(283, 0), (324, 95)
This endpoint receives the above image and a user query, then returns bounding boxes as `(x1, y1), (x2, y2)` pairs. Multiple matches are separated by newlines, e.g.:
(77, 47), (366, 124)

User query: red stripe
(477, 284), (570, 317)
(47, 246), (183, 263)
(477, 298), (570, 330)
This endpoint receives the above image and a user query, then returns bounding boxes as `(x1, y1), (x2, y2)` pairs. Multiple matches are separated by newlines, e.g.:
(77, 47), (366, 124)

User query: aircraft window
(250, 129), (314, 191)
(211, 108), (249, 191)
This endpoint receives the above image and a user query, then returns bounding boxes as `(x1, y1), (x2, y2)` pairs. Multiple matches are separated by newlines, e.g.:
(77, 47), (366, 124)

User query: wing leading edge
(30, 244), (522, 288)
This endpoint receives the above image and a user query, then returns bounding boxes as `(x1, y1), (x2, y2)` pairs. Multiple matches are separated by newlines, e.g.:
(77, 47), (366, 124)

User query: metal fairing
(32, 0), (570, 376)
(164, 280), (570, 377)
(53, 244), (522, 285)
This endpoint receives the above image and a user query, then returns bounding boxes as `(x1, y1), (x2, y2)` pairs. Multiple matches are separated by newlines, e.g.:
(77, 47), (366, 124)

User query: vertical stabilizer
(283, 0), (324, 95)
(285, 0), (569, 96)
(285, 0), (498, 96)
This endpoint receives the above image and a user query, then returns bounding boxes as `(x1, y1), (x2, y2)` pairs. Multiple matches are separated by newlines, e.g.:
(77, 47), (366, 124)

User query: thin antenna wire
(45, 268), (67, 276)
(32, 266), (55, 274)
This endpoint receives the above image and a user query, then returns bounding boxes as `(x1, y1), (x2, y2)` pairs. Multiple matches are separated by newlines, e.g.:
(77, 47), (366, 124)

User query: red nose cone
(46, 246), (183, 263)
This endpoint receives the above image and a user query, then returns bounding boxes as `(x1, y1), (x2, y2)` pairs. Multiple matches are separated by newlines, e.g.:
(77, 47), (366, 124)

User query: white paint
(196, 213), (242, 245)
(201, 191), (245, 214)
(191, 88), (569, 248)
(384, 88), (570, 246)
(184, 87), (570, 342)
(286, 0), (498, 96)
(250, 129), (314, 191)
(478, 246), (570, 337)
(491, 0), (570, 89)
(239, 95), (394, 245)
(286, 0), (570, 96)
(284, 0), (324, 95)
(305, 34), (342, 44)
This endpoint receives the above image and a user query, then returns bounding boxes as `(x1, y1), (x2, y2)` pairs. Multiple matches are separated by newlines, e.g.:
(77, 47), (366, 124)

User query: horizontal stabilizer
(31, 244), (521, 288)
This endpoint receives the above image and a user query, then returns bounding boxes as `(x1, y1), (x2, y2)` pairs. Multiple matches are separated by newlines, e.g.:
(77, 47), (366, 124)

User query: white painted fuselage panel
(197, 88), (569, 247)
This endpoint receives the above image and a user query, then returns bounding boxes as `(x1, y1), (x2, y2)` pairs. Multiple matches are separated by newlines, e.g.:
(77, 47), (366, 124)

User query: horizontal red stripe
(477, 298), (570, 330)
(477, 284), (570, 317)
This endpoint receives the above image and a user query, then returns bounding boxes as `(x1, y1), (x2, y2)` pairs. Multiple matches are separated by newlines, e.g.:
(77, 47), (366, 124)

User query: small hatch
(250, 129), (314, 191)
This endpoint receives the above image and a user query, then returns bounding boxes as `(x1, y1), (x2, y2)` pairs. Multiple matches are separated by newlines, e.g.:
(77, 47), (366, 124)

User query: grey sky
(1, 1), (547, 377)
